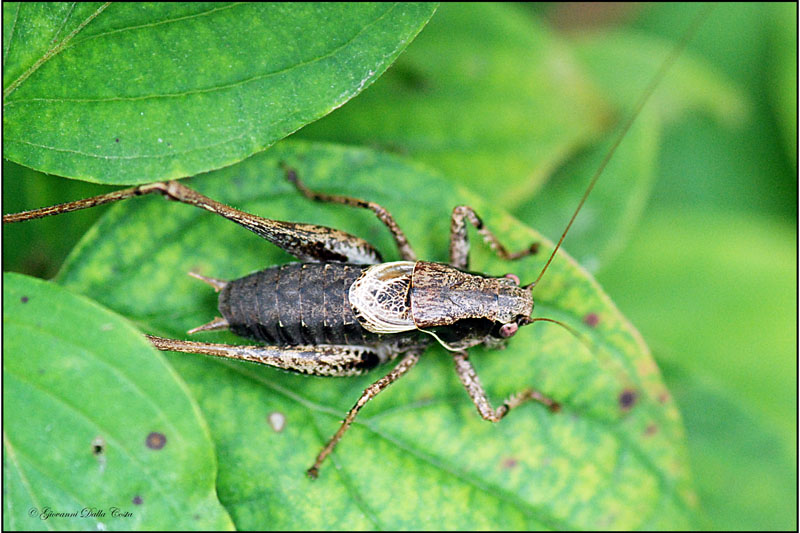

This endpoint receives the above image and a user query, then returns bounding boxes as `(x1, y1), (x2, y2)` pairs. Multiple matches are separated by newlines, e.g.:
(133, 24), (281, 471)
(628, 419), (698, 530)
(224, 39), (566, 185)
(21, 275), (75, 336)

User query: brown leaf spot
(145, 432), (167, 450)
(132, 495), (143, 505)
(92, 436), (107, 472)
(501, 457), (518, 469)
(91, 436), (105, 455)
(583, 312), (599, 327)
(20, 296), (29, 304)
(618, 389), (638, 411)
(658, 391), (670, 404)
(644, 423), (658, 437)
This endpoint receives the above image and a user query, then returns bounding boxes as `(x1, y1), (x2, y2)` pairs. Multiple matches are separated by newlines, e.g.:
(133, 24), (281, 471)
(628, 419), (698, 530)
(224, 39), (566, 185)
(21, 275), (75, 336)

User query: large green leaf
(3, 272), (233, 531)
(2, 2), (437, 184)
(49, 141), (696, 529)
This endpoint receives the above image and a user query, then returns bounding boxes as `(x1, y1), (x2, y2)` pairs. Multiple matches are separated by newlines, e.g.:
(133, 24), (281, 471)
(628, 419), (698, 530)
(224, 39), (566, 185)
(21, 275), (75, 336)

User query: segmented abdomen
(219, 263), (384, 346)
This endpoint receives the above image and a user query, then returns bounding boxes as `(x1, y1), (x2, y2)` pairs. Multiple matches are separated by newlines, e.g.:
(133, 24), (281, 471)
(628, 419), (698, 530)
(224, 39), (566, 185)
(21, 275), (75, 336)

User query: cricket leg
(4, 181), (384, 265)
(449, 205), (539, 270)
(307, 347), (423, 479)
(284, 164), (417, 261)
(452, 351), (559, 422)
(3, 184), (148, 223)
(146, 335), (402, 377)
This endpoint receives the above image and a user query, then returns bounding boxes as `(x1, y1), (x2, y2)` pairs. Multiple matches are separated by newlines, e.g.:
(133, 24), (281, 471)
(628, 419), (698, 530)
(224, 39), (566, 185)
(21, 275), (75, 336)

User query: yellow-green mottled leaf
(2, 2), (437, 184)
(2, 272), (233, 531)
(49, 141), (696, 529)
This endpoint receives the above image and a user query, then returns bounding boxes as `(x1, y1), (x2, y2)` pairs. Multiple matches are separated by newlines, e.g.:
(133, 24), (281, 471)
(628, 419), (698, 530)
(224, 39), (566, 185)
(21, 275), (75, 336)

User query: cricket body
(3, 9), (709, 479)
(126, 173), (552, 479)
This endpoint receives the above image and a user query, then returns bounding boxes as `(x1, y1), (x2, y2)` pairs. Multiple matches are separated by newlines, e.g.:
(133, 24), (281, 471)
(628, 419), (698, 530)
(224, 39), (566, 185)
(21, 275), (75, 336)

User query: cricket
(3, 8), (709, 480)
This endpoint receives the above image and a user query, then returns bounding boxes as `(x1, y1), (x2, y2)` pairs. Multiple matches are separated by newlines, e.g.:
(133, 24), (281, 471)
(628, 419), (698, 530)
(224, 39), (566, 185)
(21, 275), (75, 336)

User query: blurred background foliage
(555, 3), (796, 530)
(3, 2), (796, 530)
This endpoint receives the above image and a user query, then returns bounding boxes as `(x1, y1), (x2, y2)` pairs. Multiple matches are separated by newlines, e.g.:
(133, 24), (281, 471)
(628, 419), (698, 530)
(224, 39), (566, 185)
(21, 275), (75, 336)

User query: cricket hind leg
(3, 181), (384, 265)
(307, 346), (423, 478)
(449, 205), (539, 270)
(145, 335), (397, 377)
(146, 333), (423, 478)
(143, 181), (385, 265)
(284, 164), (418, 261)
(451, 351), (559, 422)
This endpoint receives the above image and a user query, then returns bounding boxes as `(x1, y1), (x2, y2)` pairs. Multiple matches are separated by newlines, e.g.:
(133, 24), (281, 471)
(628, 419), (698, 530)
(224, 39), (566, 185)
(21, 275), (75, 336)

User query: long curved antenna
(527, 4), (713, 290)
(527, 317), (593, 353)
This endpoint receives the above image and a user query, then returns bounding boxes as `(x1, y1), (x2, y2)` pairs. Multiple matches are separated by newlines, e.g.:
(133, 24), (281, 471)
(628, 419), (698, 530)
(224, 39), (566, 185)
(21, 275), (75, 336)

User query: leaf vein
(51, 2), (77, 45)
(4, 3), (401, 107)
(2, 430), (55, 531)
(64, 2), (245, 49)
(2, 2), (110, 100)
(3, 132), (249, 161)
(3, 2), (22, 67)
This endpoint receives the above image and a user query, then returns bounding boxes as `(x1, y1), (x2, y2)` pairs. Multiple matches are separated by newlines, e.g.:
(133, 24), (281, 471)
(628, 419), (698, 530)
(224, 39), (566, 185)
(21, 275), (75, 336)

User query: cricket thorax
(410, 261), (532, 328)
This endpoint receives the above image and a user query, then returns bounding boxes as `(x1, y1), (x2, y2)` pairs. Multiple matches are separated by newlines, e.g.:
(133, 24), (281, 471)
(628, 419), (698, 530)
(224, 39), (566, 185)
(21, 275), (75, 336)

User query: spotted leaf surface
(50, 141), (697, 529)
(2, 273), (233, 531)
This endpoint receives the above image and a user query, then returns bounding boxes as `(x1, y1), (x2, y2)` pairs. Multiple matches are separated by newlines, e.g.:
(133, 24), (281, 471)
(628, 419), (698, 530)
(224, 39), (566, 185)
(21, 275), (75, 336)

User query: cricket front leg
(307, 347), (423, 479)
(451, 351), (559, 422)
(449, 205), (539, 270)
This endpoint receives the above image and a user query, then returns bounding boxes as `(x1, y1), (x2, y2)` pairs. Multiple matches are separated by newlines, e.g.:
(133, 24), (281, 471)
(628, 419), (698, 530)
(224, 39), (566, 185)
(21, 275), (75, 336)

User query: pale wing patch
(349, 261), (416, 334)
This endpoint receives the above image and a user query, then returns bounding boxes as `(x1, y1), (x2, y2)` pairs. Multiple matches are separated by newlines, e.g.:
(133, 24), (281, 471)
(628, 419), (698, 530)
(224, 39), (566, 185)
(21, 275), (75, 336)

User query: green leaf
(297, 3), (610, 206)
(2, 272), (233, 531)
(2, 2), (437, 184)
(52, 141), (696, 529)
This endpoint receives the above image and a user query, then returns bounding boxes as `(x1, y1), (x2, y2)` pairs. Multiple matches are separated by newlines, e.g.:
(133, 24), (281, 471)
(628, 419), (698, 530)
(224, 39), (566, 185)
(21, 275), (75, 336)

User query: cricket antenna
(526, 5), (713, 290)
(525, 317), (594, 354)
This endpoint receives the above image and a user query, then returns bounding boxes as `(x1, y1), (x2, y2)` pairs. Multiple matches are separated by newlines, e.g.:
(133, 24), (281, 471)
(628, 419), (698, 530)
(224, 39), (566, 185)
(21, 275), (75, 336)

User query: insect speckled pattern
(2, 9), (711, 481)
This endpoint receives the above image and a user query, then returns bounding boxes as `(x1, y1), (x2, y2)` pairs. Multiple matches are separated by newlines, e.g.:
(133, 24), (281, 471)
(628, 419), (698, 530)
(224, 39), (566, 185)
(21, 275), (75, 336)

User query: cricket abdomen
(219, 263), (388, 346)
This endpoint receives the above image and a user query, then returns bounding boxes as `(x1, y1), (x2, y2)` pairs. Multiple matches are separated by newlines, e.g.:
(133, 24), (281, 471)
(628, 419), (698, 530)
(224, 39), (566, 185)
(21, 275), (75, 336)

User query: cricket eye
(499, 322), (518, 338)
